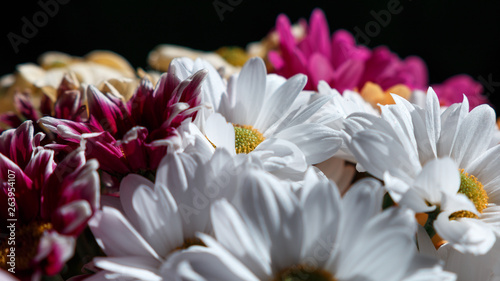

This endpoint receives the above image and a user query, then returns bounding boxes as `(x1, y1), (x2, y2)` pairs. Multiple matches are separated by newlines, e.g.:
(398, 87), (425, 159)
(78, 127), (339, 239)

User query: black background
(1, 0), (500, 110)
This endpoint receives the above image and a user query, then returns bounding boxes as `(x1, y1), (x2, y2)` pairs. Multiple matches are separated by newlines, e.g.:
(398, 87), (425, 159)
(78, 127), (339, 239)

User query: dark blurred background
(1, 0), (500, 109)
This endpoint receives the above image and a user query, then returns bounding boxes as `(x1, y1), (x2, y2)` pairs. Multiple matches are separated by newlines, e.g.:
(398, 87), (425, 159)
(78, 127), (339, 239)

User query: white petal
(449, 105), (495, 167)
(274, 123), (342, 164)
(210, 200), (272, 278)
(399, 187), (436, 213)
(437, 102), (468, 158)
(235, 168), (303, 272)
(348, 130), (420, 182)
(204, 113), (236, 155)
(434, 213), (496, 255)
(299, 177), (341, 268)
(465, 145), (500, 190)
(251, 138), (308, 173)
(424, 88), (441, 159)
(413, 157), (460, 203)
(89, 207), (160, 259)
(162, 246), (259, 281)
(383, 171), (411, 203)
(93, 256), (162, 281)
(416, 225), (439, 258)
(254, 74), (307, 132)
(232, 57), (267, 125)
(336, 207), (416, 281)
(120, 174), (184, 257)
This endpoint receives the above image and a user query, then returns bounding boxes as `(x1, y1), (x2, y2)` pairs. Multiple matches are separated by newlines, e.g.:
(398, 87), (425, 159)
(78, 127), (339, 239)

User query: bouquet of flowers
(1, 8), (499, 281)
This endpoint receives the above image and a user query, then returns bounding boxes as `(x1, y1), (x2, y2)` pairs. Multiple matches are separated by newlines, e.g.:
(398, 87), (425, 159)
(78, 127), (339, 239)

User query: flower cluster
(0, 8), (498, 281)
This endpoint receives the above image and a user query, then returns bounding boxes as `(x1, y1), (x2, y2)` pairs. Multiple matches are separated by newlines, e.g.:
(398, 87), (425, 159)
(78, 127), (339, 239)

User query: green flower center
(449, 169), (489, 220)
(233, 124), (265, 154)
(274, 265), (336, 281)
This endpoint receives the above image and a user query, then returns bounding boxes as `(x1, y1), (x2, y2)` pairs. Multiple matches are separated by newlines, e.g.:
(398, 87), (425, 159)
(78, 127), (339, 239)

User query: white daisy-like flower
(162, 167), (452, 281)
(344, 87), (500, 254)
(170, 57), (342, 179)
(87, 139), (252, 280)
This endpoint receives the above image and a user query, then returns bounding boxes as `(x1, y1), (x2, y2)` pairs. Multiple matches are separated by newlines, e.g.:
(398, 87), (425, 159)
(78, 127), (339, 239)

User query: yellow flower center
(274, 265), (336, 281)
(0, 222), (52, 271)
(233, 124), (265, 154)
(360, 82), (411, 108)
(449, 170), (489, 220)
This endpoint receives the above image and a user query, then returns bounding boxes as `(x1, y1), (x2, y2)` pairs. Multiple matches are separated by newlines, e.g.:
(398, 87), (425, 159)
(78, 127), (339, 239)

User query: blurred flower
(164, 169), (452, 280)
(432, 74), (489, 109)
(267, 9), (428, 96)
(344, 88), (500, 254)
(0, 73), (85, 134)
(39, 66), (206, 192)
(0, 51), (136, 116)
(148, 44), (241, 79)
(0, 121), (99, 280)
(215, 46), (250, 67)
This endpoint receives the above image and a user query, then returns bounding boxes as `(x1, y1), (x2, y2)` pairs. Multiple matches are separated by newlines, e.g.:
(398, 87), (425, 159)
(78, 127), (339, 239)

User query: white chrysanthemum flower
(344, 87), (500, 254)
(162, 168), (452, 281)
(87, 140), (252, 280)
(171, 57), (342, 179)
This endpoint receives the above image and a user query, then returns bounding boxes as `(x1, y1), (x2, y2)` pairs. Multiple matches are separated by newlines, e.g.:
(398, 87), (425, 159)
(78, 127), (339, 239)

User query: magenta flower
(431, 74), (489, 109)
(268, 8), (428, 92)
(0, 121), (99, 280)
(39, 68), (206, 191)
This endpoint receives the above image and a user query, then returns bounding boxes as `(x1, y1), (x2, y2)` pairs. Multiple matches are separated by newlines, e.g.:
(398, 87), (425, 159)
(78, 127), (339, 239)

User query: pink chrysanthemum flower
(0, 121), (99, 280)
(268, 8), (428, 94)
(39, 67), (206, 191)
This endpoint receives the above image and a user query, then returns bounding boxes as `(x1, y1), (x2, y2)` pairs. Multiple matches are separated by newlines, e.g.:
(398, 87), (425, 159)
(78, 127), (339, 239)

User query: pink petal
(300, 9), (331, 60)
(32, 231), (75, 276)
(116, 127), (149, 172)
(86, 85), (126, 136)
(0, 154), (36, 221)
(332, 59), (365, 92)
(14, 93), (40, 123)
(274, 14), (308, 78)
(268, 51), (285, 70)
(1, 121), (35, 170)
(307, 53), (335, 89)
(128, 78), (156, 127)
(331, 29), (369, 69)
(401, 56), (428, 90)
(52, 200), (93, 236)
(359, 46), (397, 86)
(432, 74), (487, 108)
(24, 148), (56, 191)
(0, 113), (23, 131)
(54, 90), (82, 120)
